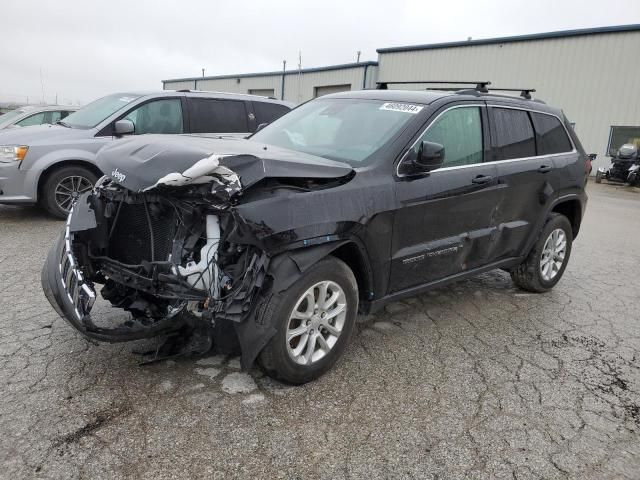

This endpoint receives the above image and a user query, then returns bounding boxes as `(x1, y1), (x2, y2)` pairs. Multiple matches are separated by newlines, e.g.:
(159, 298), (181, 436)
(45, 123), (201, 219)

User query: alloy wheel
(539, 228), (567, 281)
(286, 280), (347, 365)
(54, 175), (94, 212)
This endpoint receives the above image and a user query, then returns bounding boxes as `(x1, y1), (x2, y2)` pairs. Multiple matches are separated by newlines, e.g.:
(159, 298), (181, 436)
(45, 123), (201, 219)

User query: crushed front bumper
(41, 211), (98, 338)
(41, 205), (187, 342)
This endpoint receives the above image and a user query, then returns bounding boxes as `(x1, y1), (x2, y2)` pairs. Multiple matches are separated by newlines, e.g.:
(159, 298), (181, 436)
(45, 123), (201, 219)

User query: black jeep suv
(42, 85), (588, 384)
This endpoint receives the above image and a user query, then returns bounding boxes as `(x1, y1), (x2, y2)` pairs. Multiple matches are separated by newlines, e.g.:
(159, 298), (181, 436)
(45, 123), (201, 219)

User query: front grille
(108, 201), (176, 265)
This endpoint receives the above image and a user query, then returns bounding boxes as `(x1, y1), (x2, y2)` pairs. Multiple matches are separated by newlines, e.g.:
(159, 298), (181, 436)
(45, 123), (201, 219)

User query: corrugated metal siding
(283, 66), (378, 103)
(163, 66), (378, 104)
(378, 31), (640, 172)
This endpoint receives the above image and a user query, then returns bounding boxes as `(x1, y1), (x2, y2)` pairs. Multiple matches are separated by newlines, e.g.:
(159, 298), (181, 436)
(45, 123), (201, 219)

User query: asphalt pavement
(0, 181), (639, 479)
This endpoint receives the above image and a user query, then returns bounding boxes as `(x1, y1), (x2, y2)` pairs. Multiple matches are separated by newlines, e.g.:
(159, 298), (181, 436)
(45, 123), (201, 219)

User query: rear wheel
(258, 256), (358, 384)
(41, 166), (98, 219)
(511, 213), (573, 293)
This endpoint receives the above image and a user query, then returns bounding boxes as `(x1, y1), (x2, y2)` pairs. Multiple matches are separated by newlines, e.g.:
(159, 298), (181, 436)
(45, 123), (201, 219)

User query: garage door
(314, 84), (351, 97)
(248, 89), (275, 97)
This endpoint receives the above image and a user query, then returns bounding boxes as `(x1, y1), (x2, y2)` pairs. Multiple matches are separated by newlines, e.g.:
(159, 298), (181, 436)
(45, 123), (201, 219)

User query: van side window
(124, 99), (183, 134)
(189, 98), (248, 133)
(492, 108), (536, 160)
(418, 106), (483, 167)
(531, 112), (572, 154)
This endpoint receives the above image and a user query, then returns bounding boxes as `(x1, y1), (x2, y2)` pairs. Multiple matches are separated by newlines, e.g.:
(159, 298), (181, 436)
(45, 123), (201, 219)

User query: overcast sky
(2, 0), (639, 105)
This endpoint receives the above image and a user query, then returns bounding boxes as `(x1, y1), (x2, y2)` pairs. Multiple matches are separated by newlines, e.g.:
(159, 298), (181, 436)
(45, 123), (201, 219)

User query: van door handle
(472, 175), (493, 184)
(538, 165), (553, 173)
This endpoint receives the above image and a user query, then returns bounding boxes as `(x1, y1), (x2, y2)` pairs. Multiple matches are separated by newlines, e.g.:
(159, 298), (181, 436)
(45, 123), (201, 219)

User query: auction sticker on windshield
(379, 103), (423, 114)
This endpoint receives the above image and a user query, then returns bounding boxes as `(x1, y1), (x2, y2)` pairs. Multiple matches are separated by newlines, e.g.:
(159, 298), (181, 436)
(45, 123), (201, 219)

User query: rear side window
(492, 108), (536, 160)
(188, 98), (248, 133)
(531, 112), (572, 154)
(252, 102), (290, 125)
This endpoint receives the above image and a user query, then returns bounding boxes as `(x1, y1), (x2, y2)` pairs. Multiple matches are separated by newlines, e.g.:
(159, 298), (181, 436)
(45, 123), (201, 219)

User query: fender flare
(522, 192), (585, 256)
(234, 240), (351, 370)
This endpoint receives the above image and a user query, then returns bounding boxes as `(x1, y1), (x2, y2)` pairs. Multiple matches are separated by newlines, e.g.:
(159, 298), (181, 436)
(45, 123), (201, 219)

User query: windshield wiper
(56, 120), (71, 128)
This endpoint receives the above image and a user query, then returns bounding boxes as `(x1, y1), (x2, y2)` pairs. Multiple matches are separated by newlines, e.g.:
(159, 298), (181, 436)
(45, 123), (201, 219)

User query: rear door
(187, 97), (250, 136)
(487, 105), (575, 260)
(390, 103), (505, 292)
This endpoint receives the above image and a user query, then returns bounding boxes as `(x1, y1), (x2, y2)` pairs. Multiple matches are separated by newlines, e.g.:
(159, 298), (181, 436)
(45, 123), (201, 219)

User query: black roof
(320, 88), (563, 116)
(377, 24), (640, 53)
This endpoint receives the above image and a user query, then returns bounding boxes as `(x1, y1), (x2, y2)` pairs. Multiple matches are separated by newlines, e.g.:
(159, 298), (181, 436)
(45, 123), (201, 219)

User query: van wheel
(595, 170), (602, 183)
(258, 257), (358, 384)
(511, 213), (572, 293)
(41, 166), (98, 219)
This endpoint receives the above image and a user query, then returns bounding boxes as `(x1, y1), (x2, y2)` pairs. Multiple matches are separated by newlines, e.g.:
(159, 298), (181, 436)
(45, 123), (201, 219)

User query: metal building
(376, 24), (640, 172)
(163, 62), (378, 104)
(162, 24), (640, 172)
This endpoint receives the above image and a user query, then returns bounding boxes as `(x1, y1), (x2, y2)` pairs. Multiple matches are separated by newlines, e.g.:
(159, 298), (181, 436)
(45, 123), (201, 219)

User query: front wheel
(258, 256), (358, 384)
(41, 166), (99, 219)
(511, 213), (573, 293)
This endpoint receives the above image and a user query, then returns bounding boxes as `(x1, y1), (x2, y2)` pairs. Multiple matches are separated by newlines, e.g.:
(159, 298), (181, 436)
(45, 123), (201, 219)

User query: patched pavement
(1, 183), (639, 479)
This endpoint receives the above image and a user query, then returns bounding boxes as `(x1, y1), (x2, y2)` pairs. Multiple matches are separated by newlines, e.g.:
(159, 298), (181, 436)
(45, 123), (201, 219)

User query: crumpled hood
(97, 134), (355, 192)
(0, 123), (91, 145)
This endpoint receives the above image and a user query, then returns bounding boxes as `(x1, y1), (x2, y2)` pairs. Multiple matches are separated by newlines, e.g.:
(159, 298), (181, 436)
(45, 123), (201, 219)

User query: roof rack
(487, 88), (536, 100)
(376, 80), (491, 92)
(375, 81), (539, 100)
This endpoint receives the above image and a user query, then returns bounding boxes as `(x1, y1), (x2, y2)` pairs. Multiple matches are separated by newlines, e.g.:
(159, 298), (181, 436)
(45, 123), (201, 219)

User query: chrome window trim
(396, 103), (576, 178)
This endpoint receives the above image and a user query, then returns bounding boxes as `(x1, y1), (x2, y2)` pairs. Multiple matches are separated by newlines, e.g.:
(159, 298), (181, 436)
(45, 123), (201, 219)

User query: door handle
(472, 175), (493, 184)
(538, 165), (553, 173)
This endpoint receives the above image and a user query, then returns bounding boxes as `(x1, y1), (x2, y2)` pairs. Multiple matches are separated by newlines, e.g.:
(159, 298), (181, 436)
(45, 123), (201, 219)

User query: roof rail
(376, 80), (491, 92)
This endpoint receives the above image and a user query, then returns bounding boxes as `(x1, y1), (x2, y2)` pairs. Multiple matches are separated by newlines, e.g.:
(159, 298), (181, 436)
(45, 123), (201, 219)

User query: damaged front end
(42, 137), (356, 368)
(42, 155), (271, 365)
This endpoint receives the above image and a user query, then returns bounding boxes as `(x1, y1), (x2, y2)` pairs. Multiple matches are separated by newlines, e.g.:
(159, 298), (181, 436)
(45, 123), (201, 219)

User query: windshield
(250, 98), (420, 164)
(0, 108), (28, 125)
(63, 94), (141, 129)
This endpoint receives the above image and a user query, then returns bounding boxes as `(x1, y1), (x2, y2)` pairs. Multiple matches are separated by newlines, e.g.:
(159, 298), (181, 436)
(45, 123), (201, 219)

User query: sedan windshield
(0, 108), (28, 126)
(250, 98), (420, 164)
(63, 94), (141, 129)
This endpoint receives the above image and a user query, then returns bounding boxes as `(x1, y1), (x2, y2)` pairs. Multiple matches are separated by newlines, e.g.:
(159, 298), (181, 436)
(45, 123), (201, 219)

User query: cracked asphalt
(1, 182), (639, 479)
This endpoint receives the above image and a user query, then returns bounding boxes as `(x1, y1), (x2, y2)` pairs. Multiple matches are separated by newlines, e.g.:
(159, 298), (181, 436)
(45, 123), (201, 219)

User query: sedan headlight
(0, 145), (29, 162)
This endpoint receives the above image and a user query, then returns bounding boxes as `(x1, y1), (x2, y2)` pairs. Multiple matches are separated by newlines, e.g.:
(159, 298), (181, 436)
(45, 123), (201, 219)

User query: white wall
(378, 31), (640, 172)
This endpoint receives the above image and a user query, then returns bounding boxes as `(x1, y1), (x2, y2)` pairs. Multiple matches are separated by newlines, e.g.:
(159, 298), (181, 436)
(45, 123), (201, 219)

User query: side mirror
(256, 122), (269, 132)
(114, 119), (135, 136)
(402, 141), (444, 175)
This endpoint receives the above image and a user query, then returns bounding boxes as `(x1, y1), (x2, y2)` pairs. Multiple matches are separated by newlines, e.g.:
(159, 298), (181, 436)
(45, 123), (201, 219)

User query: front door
(389, 104), (505, 293)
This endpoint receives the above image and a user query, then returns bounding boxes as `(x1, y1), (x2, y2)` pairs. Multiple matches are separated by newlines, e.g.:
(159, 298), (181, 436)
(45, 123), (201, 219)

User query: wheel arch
(550, 198), (582, 239)
(37, 160), (103, 202)
(267, 238), (373, 305)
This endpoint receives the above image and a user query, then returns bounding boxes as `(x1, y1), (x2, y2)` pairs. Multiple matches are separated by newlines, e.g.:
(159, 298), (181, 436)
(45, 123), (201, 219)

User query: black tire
(40, 165), (99, 219)
(595, 170), (602, 183)
(510, 213), (573, 293)
(258, 256), (358, 384)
